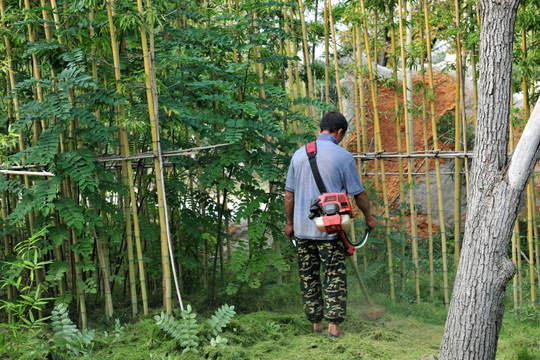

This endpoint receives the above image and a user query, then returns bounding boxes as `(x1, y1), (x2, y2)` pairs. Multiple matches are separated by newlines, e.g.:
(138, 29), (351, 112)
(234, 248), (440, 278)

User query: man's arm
(285, 190), (295, 239)
(354, 191), (377, 229)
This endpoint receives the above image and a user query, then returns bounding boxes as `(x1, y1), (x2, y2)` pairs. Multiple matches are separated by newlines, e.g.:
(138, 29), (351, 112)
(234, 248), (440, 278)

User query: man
(285, 111), (377, 338)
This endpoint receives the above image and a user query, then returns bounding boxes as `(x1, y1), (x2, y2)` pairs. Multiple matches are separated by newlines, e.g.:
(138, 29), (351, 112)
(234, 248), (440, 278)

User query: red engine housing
(309, 193), (355, 256)
(317, 193), (352, 214)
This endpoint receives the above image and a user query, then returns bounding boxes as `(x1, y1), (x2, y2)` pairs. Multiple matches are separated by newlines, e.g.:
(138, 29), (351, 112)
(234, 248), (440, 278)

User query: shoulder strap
(306, 141), (327, 194)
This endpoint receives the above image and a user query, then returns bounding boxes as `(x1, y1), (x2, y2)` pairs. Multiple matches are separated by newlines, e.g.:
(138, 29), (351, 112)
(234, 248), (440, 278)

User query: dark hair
(320, 111), (348, 133)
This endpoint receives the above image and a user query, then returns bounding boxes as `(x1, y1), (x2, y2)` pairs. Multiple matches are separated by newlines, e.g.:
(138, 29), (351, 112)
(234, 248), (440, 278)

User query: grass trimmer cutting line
(347, 227), (386, 321)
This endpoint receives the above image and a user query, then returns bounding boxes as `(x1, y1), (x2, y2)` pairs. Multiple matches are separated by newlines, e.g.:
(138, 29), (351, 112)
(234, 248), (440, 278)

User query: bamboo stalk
(512, 221), (519, 308)
(353, 17), (370, 271)
(453, 0), (463, 271)
(521, 34), (536, 305)
(397, 0), (420, 303)
(359, 0), (394, 299)
(253, 12), (265, 100)
(1, 191), (13, 323)
(93, 227), (114, 317)
(137, 0), (183, 312)
(288, 8), (305, 117)
(297, 0), (315, 118)
(1, 0), (35, 236)
(521, 21), (535, 306)
(24, 0), (45, 138)
(105, 0), (153, 315)
(423, 0), (449, 306)
(282, 3), (297, 114)
(511, 102), (522, 306)
(527, 181), (536, 305)
(468, 2), (478, 125)
(419, 27), (435, 300)
(327, 0), (342, 112)
(324, 0), (330, 105)
(534, 185), (540, 297)
(388, 8), (407, 293)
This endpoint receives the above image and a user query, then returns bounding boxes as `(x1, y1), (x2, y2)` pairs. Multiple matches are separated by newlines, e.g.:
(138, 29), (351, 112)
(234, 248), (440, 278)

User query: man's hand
(285, 224), (294, 240)
(285, 190), (295, 240)
(365, 214), (377, 230)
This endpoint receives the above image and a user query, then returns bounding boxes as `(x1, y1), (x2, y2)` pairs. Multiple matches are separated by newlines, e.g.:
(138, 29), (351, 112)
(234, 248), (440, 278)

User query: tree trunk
(439, 1), (540, 359)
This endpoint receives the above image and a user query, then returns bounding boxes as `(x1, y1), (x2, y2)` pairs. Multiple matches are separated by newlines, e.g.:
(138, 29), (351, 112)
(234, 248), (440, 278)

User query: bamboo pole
(512, 221), (519, 308)
(297, 0), (315, 118)
(531, 176), (540, 298)
(24, 0), (45, 138)
(422, 0), (449, 305)
(138, 0), (183, 312)
(353, 16), (370, 271)
(105, 0), (152, 315)
(509, 111), (518, 309)
(388, 8), (407, 293)
(94, 228), (114, 317)
(2, 0), (35, 237)
(509, 114), (523, 305)
(452, 0), (463, 270)
(397, 0), (420, 303)
(288, 8), (306, 117)
(405, 1), (413, 146)
(527, 181), (536, 306)
(1, 191), (13, 323)
(253, 12), (265, 100)
(358, 0), (394, 298)
(324, 0), (330, 105)
(282, 3), (297, 114)
(468, 2), (478, 126)
(327, 0), (342, 113)
(419, 27), (435, 300)
(521, 34), (536, 305)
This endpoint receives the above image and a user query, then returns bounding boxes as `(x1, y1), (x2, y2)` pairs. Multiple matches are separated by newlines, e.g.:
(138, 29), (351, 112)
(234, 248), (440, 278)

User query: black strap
(306, 141), (327, 194)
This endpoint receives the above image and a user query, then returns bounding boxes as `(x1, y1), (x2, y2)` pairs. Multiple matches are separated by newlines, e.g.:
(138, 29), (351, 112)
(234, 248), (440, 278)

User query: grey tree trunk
(439, 1), (540, 359)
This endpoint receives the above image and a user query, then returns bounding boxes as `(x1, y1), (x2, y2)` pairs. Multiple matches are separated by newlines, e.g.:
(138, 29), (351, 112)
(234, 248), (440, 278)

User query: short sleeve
(342, 158), (364, 196)
(285, 156), (296, 193)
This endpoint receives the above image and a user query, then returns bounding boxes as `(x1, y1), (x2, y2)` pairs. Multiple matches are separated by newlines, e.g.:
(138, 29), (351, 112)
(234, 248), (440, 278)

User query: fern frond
(54, 197), (86, 230)
(58, 149), (98, 192)
(205, 304), (236, 336)
(51, 303), (94, 357)
(155, 306), (200, 354)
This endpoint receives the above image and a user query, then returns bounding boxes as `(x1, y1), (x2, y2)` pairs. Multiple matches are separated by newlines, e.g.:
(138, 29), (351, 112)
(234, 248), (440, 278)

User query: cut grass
(2, 287), (538, 359)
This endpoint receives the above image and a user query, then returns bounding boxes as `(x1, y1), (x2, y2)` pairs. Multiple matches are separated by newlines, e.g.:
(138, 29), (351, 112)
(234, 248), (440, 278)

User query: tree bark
(439, 1), (540, 359)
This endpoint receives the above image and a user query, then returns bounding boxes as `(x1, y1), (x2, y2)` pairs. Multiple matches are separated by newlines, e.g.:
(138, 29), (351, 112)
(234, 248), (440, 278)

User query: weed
(51, 303), (95, 358)
(154, 303), (236, 355)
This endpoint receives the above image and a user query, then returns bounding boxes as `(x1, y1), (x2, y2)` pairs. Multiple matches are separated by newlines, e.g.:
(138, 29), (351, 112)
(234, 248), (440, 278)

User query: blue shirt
(285, 133), (365, 240)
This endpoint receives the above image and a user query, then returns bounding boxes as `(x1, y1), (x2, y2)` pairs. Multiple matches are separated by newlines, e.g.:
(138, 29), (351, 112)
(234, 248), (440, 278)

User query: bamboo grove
(1, 0), (539, 328)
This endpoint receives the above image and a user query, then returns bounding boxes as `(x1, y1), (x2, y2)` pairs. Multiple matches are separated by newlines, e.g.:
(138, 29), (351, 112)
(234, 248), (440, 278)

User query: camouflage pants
(296, 238), (347, 324)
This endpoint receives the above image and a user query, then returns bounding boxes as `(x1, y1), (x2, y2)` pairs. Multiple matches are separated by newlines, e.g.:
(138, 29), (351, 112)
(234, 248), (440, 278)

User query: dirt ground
(345, 71), (458, 235)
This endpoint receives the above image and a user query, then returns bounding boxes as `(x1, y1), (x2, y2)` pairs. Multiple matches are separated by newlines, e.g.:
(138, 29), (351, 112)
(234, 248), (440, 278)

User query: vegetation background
(0, 0), (539, 358)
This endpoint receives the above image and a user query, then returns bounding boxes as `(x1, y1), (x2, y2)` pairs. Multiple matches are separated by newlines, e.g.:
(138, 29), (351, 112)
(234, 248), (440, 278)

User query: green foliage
(50, 303), (95, 357)
(0, 227), (53, 328)
(154, 304), (236, 355)
(204, 303), (236, 338)
(508, 304), (540, 324)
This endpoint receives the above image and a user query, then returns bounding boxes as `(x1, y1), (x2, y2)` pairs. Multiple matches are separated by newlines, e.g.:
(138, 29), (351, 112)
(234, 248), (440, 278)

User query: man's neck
(318, 131), (339, 144)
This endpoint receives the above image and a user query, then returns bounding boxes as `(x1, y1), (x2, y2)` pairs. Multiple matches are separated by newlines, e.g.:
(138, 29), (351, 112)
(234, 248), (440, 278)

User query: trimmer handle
(354, 227), (371, 250)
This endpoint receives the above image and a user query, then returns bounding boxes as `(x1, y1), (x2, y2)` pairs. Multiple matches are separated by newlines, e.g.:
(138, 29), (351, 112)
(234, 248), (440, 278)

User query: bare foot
(313, 322), (324, 333)
(327, 323), (343, 338)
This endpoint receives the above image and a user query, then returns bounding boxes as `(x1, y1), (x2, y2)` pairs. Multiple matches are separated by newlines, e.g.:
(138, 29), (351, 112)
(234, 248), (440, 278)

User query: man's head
(320, 111), (348, 143)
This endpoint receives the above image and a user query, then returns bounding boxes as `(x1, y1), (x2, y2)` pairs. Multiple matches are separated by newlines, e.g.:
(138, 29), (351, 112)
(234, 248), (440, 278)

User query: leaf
(54, 197), (86, 230)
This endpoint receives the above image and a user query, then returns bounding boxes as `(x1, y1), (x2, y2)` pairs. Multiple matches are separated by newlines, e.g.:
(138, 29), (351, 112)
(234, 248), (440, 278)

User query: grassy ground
(1, 283), (539, 359)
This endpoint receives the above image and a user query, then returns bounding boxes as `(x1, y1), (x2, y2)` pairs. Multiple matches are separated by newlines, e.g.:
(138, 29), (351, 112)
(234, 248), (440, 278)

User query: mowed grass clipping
(3, 281), (538, 360)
